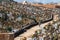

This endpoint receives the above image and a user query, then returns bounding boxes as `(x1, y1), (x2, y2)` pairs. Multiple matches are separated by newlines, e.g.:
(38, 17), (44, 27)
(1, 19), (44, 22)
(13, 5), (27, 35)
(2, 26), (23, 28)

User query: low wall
(0, 33), (14, 40)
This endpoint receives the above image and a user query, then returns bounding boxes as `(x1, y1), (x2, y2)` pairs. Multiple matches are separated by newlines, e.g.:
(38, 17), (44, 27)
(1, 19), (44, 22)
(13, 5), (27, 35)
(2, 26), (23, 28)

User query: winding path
(14, 21), (52, 40)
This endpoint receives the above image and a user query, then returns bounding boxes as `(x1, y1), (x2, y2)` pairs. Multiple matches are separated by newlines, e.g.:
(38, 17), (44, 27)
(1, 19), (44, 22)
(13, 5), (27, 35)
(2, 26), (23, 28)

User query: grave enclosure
(0, 33), (14, 40)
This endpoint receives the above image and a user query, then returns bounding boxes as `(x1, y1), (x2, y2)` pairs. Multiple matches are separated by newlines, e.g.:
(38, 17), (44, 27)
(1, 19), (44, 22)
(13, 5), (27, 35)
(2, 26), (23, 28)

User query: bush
(6, 27), (12, 32)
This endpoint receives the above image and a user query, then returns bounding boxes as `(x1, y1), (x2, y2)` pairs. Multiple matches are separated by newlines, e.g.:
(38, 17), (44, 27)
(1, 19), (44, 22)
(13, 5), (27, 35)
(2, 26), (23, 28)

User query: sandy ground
(14, 21), (51, 40)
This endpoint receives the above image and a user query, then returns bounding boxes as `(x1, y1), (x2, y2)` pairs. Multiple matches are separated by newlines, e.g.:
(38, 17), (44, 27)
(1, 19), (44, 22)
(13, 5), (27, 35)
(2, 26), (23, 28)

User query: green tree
(6, 27), (12, 32)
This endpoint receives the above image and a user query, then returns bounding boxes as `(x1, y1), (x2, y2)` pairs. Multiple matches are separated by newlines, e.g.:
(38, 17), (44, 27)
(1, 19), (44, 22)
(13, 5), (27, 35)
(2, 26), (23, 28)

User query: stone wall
(0, 33), (14, 40)
(32, 4), (56, 8)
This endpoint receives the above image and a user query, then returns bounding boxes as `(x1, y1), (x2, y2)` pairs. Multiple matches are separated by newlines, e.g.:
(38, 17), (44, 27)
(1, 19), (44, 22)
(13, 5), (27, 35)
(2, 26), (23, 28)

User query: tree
(6, 27), (12, 32)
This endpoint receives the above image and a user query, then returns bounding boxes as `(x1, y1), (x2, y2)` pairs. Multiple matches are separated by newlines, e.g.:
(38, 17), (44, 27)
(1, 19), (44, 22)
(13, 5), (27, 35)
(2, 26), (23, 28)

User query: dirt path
(14, 21), (51, 40)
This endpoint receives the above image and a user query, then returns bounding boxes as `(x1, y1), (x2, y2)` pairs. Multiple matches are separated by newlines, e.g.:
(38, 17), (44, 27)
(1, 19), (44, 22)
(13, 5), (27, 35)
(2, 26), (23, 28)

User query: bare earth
(14, 21), (51, 40)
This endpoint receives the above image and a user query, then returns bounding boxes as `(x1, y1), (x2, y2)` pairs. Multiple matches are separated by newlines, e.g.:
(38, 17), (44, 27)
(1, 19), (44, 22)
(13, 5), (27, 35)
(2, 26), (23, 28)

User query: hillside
(0, 1), (58, 33)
